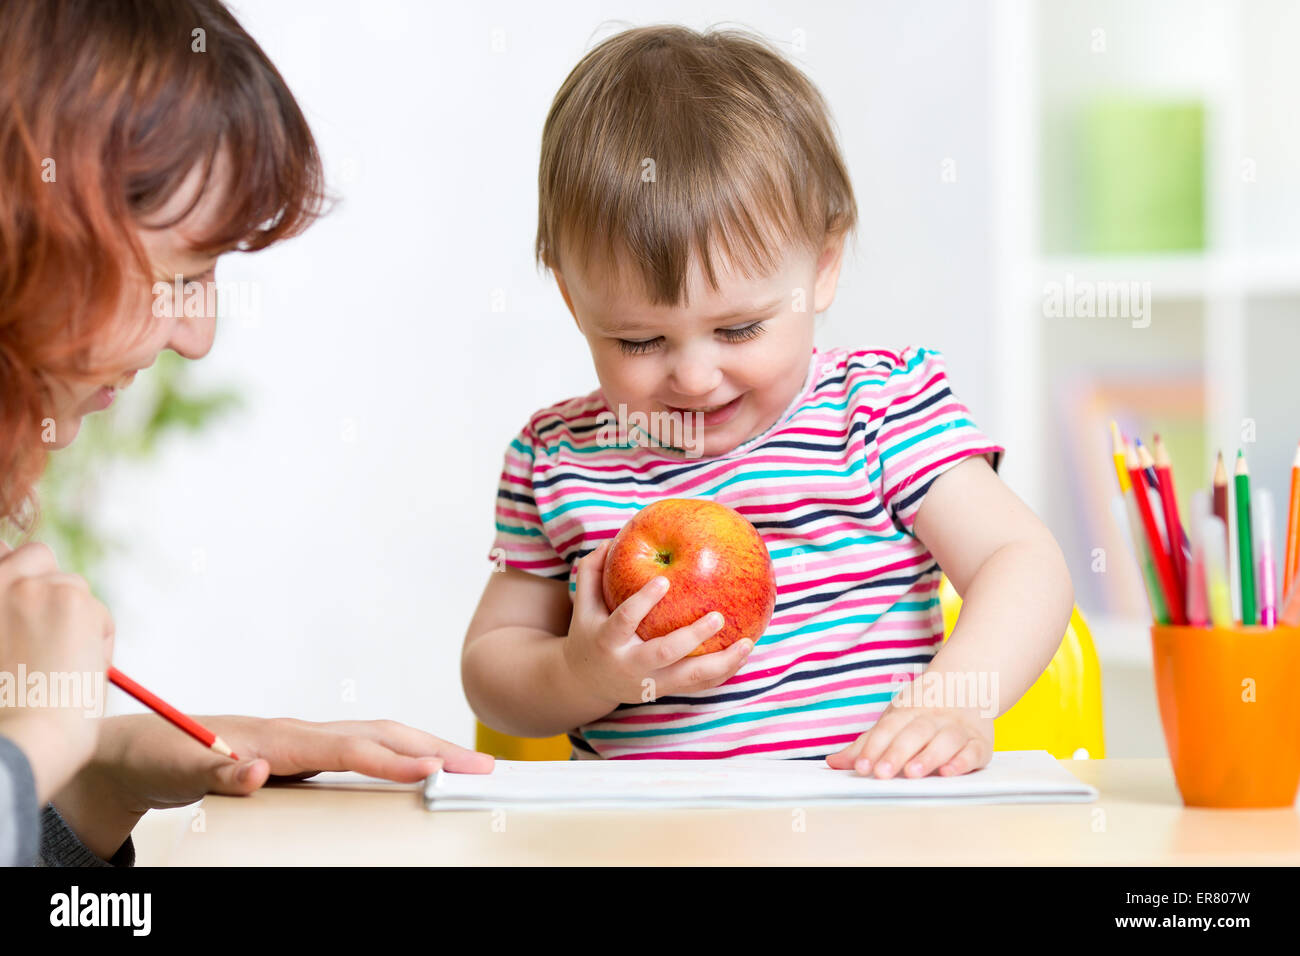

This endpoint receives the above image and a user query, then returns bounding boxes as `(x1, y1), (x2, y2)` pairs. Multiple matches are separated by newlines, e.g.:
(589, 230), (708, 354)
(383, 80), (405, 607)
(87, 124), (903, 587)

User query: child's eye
(718, 322), (766, 343)
(617, 337), (663, 355)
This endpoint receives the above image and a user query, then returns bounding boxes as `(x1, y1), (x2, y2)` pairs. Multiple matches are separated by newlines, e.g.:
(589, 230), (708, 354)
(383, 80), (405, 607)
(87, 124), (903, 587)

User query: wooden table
(162, 759), (1300, 865)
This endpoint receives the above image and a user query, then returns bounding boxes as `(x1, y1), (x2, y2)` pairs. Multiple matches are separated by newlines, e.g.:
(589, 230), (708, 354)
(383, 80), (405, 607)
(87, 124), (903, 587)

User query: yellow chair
(475, 577), (1105, 760)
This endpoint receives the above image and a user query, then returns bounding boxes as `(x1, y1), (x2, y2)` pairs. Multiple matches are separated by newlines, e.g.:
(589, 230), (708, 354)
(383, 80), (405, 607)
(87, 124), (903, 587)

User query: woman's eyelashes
(616, 322), (767, 356)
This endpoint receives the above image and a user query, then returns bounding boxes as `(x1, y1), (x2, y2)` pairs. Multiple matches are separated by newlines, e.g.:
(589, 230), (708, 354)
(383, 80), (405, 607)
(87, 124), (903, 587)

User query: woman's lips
(667, 393), (744, 428)
(89, 386), (116, 411)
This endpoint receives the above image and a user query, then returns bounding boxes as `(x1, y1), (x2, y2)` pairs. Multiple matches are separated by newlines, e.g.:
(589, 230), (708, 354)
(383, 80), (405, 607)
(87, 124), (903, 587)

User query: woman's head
(0, 0), (325, 523)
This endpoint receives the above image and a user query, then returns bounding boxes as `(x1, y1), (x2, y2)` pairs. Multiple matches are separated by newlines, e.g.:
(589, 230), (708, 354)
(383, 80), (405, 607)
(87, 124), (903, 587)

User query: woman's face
(43, 158), (228, 449)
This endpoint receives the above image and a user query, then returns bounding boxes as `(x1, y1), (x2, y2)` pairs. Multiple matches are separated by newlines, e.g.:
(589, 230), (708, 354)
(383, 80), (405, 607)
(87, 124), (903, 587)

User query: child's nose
(668, 351), (723, 397)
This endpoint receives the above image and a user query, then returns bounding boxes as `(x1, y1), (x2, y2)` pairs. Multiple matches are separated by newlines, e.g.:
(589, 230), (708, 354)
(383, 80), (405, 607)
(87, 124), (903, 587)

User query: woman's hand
(52, 713), (495, 860)
(0, 541), (114, 803)
(826, 698), (994, 778)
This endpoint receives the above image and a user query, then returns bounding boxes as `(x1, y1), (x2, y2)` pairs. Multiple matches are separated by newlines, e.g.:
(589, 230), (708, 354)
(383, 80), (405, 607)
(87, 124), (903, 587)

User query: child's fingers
(572, 540), (613, 617)
(656, 634), (752, 692)
(937, 738), (988, 776)
(898, 724), (971, 778)
(603, 574), (671, 641)
(842, 707), (912, 774)
(869, 714), (940, 779)
(825, 731), (871, 770)
(630, 609), (727, 671)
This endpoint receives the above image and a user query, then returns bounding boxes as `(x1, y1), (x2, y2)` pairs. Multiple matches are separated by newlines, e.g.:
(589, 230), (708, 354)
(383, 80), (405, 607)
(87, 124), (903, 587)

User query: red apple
(602, 498), (777, 657)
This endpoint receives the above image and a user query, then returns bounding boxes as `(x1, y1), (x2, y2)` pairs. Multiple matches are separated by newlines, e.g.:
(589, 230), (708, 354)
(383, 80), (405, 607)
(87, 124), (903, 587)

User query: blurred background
(29, 0), (1300, 766)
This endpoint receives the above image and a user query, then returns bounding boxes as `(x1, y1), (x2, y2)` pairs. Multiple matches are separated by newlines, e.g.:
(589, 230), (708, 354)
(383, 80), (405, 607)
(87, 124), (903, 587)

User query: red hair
(0, 0), (326, 525)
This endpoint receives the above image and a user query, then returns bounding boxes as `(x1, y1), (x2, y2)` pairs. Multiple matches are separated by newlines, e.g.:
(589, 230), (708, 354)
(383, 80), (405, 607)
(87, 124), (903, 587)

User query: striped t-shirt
(489, 345), (1004, 760)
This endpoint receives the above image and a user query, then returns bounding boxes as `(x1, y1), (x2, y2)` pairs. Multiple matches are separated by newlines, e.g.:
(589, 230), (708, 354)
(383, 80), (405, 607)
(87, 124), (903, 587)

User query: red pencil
(1151, 435), (1187, 612)
(107, 667), (238, 759)
(1126, 440), (1186, 625)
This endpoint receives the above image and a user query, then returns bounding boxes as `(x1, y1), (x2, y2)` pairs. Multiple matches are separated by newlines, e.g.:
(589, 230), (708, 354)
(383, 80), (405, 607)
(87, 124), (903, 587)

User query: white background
(95, 1), (1001, 745)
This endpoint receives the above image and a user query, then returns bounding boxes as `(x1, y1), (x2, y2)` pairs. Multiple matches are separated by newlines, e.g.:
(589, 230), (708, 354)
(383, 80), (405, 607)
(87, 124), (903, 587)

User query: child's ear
(552, 269), (582, 330)
(812, 232), (847, 314)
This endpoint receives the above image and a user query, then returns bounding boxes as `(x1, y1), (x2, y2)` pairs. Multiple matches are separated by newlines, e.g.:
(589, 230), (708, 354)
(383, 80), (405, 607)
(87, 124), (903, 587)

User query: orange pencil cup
(1151, 623), (1300, 808)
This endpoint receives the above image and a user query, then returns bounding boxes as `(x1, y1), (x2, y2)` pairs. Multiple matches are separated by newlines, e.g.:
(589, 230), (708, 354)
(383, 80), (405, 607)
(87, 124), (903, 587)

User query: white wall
(95, 0), (997, 744)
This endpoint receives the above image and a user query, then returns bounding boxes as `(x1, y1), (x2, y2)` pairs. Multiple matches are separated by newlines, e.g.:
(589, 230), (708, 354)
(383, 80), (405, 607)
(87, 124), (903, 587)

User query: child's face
(555, 236), (844, 458)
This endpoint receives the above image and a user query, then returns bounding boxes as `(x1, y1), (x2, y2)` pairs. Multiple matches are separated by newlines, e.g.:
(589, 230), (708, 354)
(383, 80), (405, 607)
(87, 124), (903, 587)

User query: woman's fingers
(0, 540), (58, 578)
(324, 735), (443, 782)
(319, 720), (494, 773)
(207, 757), (272, 796)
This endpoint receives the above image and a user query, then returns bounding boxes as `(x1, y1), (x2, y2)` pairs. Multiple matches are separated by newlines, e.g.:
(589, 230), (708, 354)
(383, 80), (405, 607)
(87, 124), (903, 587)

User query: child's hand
(562, 540), (755, 706)
(825, 697), (994, 778)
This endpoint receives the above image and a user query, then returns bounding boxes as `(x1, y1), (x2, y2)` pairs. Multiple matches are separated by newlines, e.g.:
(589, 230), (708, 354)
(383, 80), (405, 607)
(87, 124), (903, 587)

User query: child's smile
(553, 235), (845, 458)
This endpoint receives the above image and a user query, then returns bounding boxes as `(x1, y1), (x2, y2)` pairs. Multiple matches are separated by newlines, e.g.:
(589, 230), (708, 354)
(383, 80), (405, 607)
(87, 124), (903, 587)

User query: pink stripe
(877, 401), (970, 447)
(609, 672), (913, 725)
(606, 732), (864, 759)
(736, 631), (942, 681)
(883, 446), (1001, 503)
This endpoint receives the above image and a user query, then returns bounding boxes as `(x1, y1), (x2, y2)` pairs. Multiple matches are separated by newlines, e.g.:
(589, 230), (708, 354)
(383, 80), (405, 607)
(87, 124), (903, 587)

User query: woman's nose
(166, 311), (217, 360)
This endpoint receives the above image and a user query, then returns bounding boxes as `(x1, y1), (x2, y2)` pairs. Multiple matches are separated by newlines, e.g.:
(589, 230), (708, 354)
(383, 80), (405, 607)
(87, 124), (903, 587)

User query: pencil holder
(1150, 623), (1300, 808)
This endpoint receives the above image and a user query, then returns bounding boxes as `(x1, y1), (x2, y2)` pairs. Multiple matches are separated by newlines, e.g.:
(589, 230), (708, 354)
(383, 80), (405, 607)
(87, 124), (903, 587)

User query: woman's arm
(0, 736), (39, 866)
(461, 568), (617, 737)
(47, 714), (495, 862)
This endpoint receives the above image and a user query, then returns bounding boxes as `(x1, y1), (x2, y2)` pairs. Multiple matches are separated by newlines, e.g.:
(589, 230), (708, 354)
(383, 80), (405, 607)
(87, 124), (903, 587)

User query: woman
(0, 0), (492, 867)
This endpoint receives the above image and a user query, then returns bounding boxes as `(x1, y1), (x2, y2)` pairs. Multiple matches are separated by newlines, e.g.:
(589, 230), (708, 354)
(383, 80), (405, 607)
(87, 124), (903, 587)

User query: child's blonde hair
(536, 24), (857, 306)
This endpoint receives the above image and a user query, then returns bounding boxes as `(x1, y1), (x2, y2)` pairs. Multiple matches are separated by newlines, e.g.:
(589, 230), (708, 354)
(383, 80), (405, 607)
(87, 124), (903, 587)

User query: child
(462, 25), (1074, 777)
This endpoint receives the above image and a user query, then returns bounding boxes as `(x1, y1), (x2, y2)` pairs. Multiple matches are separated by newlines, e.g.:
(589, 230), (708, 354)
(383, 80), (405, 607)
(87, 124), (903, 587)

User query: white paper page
(423, 751), (1097, 810)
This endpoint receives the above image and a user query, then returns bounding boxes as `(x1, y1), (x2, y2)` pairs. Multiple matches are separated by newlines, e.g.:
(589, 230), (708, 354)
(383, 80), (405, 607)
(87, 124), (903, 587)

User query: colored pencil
(1109, 425), (1166, 622)
(1109, 421), (1132, 495)
(1150, 435), (1188, 610)
(107, 667), (238, 759)
(1282, 569), (1300, 626)
(1212, 451), (1229, 543)
(1187, 491), (1210, 626)
(1284, 442), (1300, 603)
(1111, 493), (1166, 623)
(1235, 451), (1257, 626)
(1202, 513), (1234, 627)
(1126, 439), (1185, 624)
(1134, 437), (1159, 492)
(1254, 488), (1278, 628)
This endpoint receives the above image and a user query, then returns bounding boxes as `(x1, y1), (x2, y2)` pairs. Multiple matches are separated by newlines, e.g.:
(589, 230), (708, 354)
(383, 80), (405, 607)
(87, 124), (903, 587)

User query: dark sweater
(0, 735), (135, 867)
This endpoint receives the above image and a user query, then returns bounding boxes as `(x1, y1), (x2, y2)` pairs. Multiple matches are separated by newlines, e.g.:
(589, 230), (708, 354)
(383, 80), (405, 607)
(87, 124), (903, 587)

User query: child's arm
(461, 567), (615, 738)
(828, 455), (1075, 777)
(462, 543), (753, 739)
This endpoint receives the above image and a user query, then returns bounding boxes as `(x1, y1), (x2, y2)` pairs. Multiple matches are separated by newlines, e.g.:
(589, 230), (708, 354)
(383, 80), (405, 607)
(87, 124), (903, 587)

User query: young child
(462, 25), (1074, 777)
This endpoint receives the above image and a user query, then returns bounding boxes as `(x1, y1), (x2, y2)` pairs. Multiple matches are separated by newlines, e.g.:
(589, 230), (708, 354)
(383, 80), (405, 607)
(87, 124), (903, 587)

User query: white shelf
(1037, 252), (1300, 299)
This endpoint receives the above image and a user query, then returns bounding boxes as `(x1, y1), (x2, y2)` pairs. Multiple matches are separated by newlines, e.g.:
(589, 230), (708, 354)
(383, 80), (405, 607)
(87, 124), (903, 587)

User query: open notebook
(421, 751), (1097, 810)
